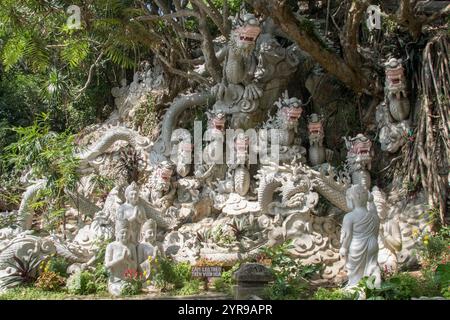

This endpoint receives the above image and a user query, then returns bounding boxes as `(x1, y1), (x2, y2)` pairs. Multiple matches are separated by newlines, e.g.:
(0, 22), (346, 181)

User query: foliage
(175, 279), (202, 296)
(115, 146), (144, 184)
(40, 255), (70, 278)
(213, 263), (241, 295)
(90, 175), (115, 200)
(0, 113), (79, 231)
(35, 271), (66, 291)
(357, 272), (442, 300)
(150, 256), (193, 291)
(415, 225), (450, 271)
(0, 255), (42, 289)
(66, 267), (107, 295)
(259, 241), (323, 300)
(312, 287), (357, 300)
(121, 269), (144, 296)
(0, 287), (67, 300)
(0, 212), (17, 229)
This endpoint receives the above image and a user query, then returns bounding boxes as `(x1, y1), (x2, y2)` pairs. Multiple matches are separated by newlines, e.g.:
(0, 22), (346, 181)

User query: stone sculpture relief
(0, 9), (433, 295)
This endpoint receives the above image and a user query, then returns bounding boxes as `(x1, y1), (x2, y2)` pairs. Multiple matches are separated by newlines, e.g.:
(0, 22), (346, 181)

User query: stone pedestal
(232, 263), (274, 300)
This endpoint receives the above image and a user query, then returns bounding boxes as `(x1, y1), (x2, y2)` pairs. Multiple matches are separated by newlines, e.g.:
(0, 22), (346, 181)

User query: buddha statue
(340, 184), (381, 288)
(116, 182), (147, 245)
(137, 219), (159, 279)
(104, 219), (138, 296)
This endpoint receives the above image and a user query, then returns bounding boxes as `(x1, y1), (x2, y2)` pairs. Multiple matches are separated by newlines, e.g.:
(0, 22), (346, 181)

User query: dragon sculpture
(376, 58), (411, 153)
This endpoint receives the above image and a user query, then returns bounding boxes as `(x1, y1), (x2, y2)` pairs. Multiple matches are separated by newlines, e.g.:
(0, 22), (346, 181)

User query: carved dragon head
(230, 13), (261, 57)
(207, 111), (226, 132)
(344, 134), (373, 169)
(385, 57), (407, 98)
(274, 91), (303, 130)
(307, 113), (324, 145)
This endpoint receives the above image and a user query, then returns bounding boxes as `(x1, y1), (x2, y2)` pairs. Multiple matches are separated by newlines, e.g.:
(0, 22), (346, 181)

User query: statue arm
(340, 215), (353, 259)
(384, 219), (402, 252)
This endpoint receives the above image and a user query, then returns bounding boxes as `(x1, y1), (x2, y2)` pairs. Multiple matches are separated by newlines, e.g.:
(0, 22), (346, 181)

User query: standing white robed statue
(340, 184), (381, 288)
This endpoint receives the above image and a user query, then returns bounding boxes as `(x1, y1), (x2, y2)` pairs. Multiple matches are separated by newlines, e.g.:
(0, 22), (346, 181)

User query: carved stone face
(307, 114), (324, 143)
(385, 58), (406, 95)
(379, 125), (406, 153)
(142, 228), (156, 244)
(230, 14), (261, 56)
(210, 113), (226, 132)
(347, 134), (373, 164)
(127, 190), (139, 206)
(280, 106), (302, 129)
(116, 228), (129, 244)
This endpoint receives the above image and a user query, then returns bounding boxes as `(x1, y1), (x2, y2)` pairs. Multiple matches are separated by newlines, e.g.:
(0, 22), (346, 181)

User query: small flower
(424, 240), (429, 246)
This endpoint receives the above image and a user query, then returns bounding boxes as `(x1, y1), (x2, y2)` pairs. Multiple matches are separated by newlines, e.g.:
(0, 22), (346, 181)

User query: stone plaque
(191, 266), (222, 278)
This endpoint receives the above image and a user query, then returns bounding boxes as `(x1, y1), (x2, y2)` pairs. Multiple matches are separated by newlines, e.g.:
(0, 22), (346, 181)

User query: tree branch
(248, 0), (376, 95)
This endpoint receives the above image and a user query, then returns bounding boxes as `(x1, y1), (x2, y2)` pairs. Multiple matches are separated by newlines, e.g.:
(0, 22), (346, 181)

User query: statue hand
(339, 248), (347, 260)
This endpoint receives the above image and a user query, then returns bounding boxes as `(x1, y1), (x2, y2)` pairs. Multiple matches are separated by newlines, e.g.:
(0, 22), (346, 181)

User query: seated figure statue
(137, 219), (159, 278)
(340, 184), (381, 288)
(104, 219), (138, 296)
(116, 182), (147, 245)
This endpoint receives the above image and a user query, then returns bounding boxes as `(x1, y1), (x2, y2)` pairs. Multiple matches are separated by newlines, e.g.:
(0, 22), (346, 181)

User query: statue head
(115, 219), (130, 243)
(345, 134), (373, 167)
(307, 113), (324, 144)
(157, 160), (175, 181)
(384, 57), (406, 94)
(141, 219), (157, 244)
(274, 91), (303, 130)
(125, 182), (140, 205)
(230, 13), (261, 56)
(346, 184), (370, 210)
(371, 186), (388, 219)
(208, 111), (226, 132)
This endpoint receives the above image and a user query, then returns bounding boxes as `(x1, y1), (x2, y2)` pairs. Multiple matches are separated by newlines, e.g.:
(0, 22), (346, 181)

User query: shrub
(35, 271), (65, 291)
(41, 255), (70, 277)
(151, 257), (192, 291)
(258, 241), (323, 300)
(312, 287), (357, 300)
(121, 269), (144, 296)
(0, 255), (42, 289)
(212, 263), (240, 295)
(176, 280), (202, 296)
(66, 266), (107, 295)
(357, 272), (442, 300)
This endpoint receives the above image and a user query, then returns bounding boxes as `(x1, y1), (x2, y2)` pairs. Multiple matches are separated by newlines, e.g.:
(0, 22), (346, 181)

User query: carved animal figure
(344, 134), (373, 189)
(384, 58), (410, 122)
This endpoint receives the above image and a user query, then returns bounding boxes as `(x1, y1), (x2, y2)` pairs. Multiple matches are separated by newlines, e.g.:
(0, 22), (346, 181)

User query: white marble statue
(137, 219), (159, 279)
(340, 184), (381, 288)
(371, 187), (402, 273)
(116, 182), (147, 244)
(104, 219), (138, 296)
